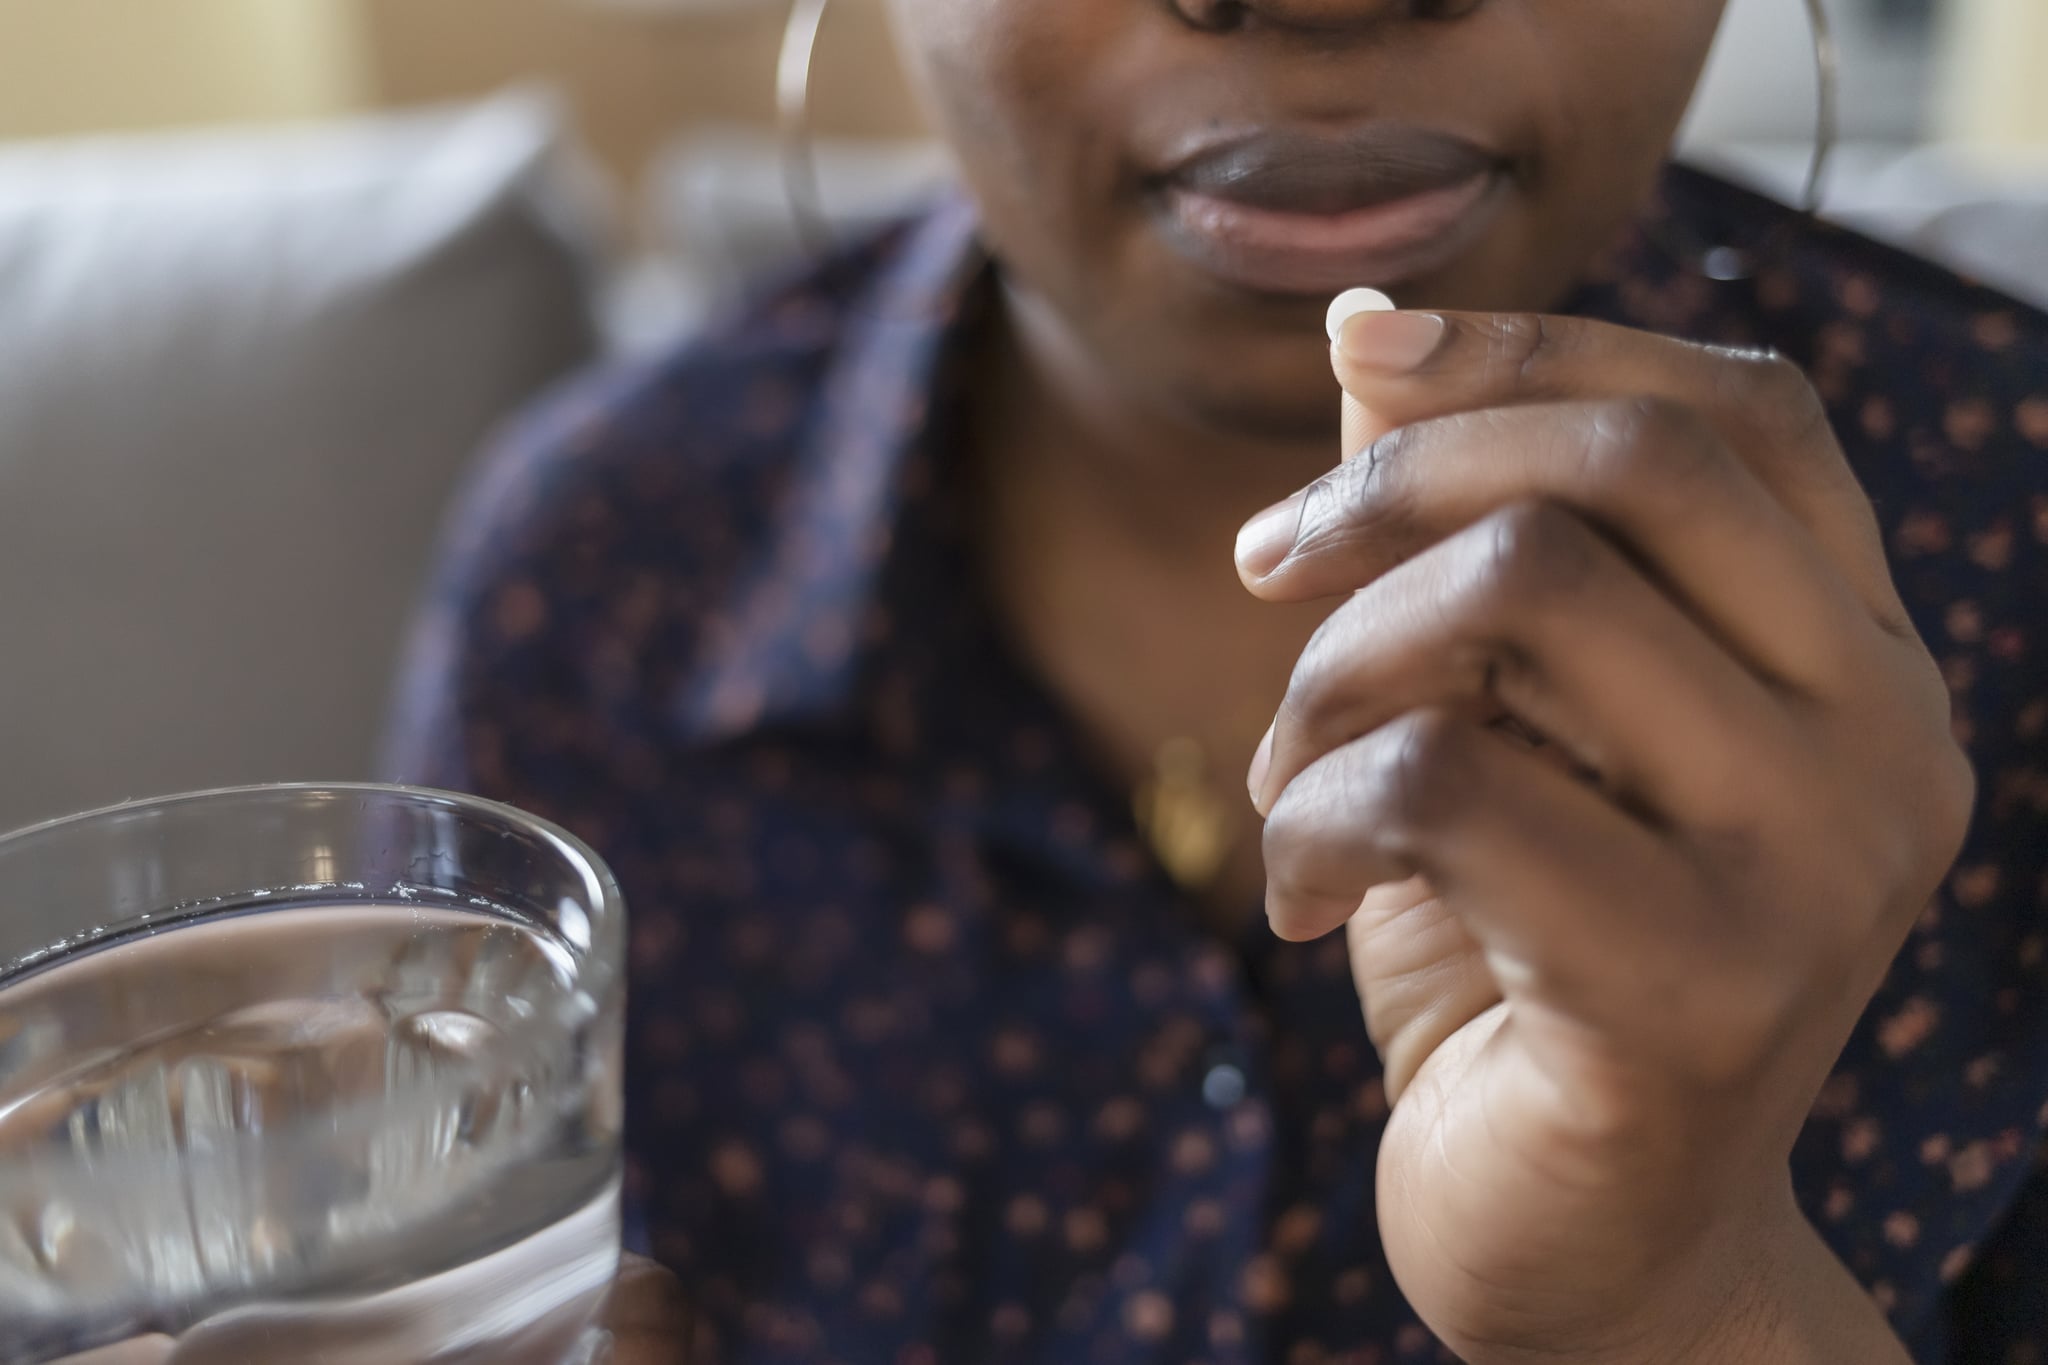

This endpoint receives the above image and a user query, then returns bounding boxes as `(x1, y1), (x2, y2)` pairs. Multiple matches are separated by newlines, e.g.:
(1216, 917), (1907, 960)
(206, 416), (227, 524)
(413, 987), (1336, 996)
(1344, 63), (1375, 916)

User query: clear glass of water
(0, 785), (626, 1365)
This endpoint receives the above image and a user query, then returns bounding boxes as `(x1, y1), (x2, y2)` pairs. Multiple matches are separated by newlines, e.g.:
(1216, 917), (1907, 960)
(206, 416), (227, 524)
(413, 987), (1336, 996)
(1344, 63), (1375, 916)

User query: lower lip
(1154, 171), (1507, 297)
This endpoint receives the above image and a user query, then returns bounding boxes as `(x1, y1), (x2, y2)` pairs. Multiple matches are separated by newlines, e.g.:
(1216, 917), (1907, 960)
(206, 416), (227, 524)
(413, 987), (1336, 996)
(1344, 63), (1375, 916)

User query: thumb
(594, 1255), (706, 1365)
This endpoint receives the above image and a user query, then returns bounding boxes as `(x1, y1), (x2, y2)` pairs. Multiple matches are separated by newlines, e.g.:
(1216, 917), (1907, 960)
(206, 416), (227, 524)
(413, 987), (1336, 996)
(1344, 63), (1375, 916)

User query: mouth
(1147, 125), (1513, 297)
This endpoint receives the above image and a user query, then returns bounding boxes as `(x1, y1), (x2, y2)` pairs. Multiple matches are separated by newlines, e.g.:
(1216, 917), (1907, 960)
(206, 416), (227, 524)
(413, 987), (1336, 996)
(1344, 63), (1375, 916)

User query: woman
(389, 1), (2048, 1360)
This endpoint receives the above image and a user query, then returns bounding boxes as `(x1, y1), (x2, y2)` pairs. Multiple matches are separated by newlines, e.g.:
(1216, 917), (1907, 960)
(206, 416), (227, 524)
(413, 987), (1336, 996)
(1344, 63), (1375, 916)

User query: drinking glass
(0, 785), (626, 1365)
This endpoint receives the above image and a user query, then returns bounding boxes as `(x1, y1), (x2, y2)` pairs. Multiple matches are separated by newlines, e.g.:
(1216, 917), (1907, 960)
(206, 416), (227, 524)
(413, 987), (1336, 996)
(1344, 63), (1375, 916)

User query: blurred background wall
(0, 0), (373, 137)
(355, 0), (921, 193)
(0, 0), (2042, 182)
(0, 0), (923, 191)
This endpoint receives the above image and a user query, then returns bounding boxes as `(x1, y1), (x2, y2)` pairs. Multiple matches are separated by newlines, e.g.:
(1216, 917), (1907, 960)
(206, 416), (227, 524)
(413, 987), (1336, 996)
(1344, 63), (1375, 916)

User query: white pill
(1325, 287), (1396, 342)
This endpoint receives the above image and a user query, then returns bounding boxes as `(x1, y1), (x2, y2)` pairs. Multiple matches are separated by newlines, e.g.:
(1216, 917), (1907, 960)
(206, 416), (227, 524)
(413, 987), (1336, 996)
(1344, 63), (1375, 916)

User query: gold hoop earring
(777, 0), (834, 253)
(1799, 0), (1840, 216)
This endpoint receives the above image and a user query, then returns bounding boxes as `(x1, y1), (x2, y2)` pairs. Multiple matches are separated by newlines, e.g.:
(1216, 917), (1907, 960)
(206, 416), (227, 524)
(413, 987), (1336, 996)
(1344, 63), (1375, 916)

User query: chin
(1148, 313), (1350, 447)
(1163, 364), (1346, 446)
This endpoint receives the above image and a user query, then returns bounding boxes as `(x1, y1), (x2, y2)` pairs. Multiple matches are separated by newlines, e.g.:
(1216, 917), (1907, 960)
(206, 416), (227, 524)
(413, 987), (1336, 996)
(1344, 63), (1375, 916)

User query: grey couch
(0, 94), (604, 832)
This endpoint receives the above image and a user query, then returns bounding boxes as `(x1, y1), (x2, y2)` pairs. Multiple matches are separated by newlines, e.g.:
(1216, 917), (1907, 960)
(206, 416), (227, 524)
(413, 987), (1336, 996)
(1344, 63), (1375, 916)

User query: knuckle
(1905, 740), (1979, 897)
(1486, 312), (1557, 392)
(1674, 970), (1802, 1090)
(1259, 778), (1370, 928)
(1934, 743), (1981, 854)
(1278, 602), (1361, 732)
(1846, 725), (1977, 926)
(1724, 348), (1833, 451)
(1582, 395), (1728, 501)
(1308, 426), (1420, 555)
(1473, 499), (1607, 616)
(1364, 709), (1473, 846)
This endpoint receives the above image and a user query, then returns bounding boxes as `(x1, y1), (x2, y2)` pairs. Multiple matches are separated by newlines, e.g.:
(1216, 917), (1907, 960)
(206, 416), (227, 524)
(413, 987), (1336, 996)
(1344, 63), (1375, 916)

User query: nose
(1170, 0), (1481, 33)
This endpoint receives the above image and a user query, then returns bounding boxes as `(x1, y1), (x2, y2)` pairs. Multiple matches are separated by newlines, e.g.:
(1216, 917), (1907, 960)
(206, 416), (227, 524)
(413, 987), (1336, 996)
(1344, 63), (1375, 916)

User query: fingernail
(1337, 310), (1447, 373)
(1247, 723), (1275, 811)
(1235, 492), (1305, 580)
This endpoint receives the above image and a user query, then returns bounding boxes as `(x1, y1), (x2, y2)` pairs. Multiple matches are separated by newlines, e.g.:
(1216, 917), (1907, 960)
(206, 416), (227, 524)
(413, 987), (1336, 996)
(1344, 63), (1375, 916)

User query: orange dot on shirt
(1006, 1194), (1049, 1237)
(1946, 397), (1999, 451)
(1839, 273), (1881, 318)
(1878, 997), (1941, 1057)
(1094, 1096), (1146, 1142)
(1952, 864), (2002, 908)
(991, 1303), (1031, 1339)
(903, 903), (956, 954)
(1951, 1140), (1999, 1192)
(1065, 1207), (1110, 1253)
(1272, 1204), (1324, 1256)
(991, 1028), (1040, 1076)
(1333, 1266), (1373, 1305)
(710, 1141), (764, 1197)
(491, 580), (548, 641)
(1172, 1129), (1218, 1174)
(923, 1175), (965, 1215)
(2016, 395), (2048, 448)
(1123, 1291), (1175, 1342)
(1241, 1254), (1291, 1314)
(1973, 310), (2020, 351)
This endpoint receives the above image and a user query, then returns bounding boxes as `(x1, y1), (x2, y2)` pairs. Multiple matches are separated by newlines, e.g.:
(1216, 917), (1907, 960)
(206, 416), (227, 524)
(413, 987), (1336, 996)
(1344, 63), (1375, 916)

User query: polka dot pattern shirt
(386, 167), (2048, 1363)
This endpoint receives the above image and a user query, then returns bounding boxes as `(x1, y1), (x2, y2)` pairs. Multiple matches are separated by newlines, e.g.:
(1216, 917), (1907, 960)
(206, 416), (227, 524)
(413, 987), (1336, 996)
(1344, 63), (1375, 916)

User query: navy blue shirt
(387, 169), (2048, 1363)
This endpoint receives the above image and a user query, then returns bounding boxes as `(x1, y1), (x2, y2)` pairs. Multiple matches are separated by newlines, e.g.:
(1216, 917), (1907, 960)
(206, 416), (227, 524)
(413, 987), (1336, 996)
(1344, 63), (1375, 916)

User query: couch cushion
(0, 93), (604, 832)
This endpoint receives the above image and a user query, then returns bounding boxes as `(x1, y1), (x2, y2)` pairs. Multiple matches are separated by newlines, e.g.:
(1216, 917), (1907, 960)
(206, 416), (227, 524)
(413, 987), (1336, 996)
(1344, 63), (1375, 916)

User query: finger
(1328, 308), (1903, 631)
(1253, 500), (1797, 823)
(598, 1256), (701, 1363)
(1239, 398), (1877, 695)
(1343, 877), (1501, 1103)
(1261, 709), (1733, 1046)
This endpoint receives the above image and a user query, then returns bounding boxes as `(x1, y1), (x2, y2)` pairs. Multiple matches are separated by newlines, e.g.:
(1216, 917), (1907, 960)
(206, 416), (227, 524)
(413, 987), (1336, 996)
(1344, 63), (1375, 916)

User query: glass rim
(0, 782), (625, 1186)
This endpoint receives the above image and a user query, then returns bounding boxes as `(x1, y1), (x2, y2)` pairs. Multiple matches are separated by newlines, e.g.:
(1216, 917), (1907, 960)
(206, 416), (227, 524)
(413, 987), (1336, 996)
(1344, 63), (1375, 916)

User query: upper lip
(1159, 125), (1504, 215)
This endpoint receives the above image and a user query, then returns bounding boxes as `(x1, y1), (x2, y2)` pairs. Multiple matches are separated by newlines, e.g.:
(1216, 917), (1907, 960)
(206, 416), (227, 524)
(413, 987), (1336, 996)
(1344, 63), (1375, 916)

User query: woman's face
(887, 0), (1729, 440)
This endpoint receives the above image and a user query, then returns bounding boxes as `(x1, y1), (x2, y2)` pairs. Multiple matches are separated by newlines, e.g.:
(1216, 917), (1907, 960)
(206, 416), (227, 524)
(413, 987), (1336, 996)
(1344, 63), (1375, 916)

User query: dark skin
(598, 0), (1973, 1359)
(947, 0), (1726, 920)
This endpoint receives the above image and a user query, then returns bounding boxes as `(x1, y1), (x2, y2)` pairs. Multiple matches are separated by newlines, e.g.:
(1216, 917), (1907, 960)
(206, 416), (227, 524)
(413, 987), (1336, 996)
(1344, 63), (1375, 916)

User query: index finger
(1330, 307), (1901, 630)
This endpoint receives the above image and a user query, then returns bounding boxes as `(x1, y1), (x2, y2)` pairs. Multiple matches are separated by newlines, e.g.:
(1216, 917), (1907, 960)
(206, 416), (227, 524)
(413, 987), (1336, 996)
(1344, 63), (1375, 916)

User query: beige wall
(0, 0), (918, 185)
(355, 0), (924, 190)
(0, 0), (369, 139)
(1938, 0), (2048, 151)
(0, 0), (2038, 174)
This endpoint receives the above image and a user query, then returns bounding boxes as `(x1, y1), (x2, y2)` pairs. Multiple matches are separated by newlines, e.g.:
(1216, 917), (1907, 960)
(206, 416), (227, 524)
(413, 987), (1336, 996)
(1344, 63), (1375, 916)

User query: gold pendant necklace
(1132, 736), (1237, 893)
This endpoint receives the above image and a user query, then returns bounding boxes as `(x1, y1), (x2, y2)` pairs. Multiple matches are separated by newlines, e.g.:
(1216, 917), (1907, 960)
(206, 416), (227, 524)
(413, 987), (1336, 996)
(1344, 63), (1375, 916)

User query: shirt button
(1202, 1060), (1248, 1111)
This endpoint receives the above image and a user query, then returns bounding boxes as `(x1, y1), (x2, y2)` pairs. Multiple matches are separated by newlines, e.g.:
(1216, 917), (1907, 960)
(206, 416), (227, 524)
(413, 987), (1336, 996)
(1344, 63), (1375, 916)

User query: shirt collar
(673, 197), (989, 744)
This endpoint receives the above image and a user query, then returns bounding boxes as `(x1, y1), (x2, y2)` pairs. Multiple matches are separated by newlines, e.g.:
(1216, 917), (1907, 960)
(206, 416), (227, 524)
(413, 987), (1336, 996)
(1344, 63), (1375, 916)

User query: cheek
(894, 0), (1098, 187)
(1489, 4), (1721, 283)
(890, 0), (1131, 276)
(1528, 6), (1724, 172)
